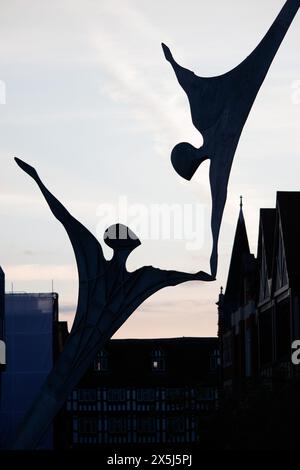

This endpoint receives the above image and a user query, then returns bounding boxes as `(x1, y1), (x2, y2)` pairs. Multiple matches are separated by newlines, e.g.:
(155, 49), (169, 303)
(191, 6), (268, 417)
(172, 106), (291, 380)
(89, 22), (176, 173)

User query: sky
(0, 0), (299, 338)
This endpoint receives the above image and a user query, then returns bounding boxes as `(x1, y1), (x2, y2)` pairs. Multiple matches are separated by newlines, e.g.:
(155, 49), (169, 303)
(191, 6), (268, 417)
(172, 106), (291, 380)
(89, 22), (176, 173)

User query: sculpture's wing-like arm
(15, 158), (106, 281)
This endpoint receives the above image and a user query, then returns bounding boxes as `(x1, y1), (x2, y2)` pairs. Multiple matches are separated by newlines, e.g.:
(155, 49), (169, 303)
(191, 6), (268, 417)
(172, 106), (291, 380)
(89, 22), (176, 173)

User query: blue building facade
(0, 290), (58, 449)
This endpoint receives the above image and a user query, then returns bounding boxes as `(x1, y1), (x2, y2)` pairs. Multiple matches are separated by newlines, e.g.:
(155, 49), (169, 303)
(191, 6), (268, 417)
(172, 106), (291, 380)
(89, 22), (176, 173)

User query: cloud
(0, 191), (41, 206)
(91, 3), (201, 156)
(59, 304), (76, 314)
(139, 297), (215, 315)
(4, 264), (77, 282)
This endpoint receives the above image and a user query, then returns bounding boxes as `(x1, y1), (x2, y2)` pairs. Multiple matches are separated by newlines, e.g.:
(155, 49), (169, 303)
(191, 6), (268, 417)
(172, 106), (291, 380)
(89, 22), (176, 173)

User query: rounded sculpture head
(171, 142), (201, 181)
(104, 223), (141, 251)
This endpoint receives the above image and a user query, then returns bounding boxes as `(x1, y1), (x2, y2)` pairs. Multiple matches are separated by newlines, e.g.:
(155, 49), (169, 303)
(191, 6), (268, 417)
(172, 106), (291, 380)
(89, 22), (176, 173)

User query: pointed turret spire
(224, 198), (250, 302)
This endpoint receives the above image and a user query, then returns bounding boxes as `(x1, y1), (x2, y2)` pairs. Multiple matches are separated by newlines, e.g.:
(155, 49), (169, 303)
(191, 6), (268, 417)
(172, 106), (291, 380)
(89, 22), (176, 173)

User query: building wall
(60, 338), (219, 448)
(218, 197), (300, 398)
(67, 385), (217, 446)
(0, 293), (58, 449)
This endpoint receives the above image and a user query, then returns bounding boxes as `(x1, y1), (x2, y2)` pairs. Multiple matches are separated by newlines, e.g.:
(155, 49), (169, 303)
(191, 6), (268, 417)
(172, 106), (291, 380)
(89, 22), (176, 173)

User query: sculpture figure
(162, 0), (299, 277)
(13, 158), (214, 449)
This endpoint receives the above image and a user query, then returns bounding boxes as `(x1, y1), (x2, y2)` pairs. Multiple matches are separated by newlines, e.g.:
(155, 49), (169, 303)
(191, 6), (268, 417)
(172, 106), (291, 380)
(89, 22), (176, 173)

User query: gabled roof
(276, 192), (300, 290)
(225, 206), (250, 304)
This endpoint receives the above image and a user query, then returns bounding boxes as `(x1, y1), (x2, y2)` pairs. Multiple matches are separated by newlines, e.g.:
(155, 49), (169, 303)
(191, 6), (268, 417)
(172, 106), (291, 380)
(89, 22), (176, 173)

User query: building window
(107, 417), (127, 434)
(78, 417), (97, 434)
(275, 299), (291, 360)
(259, 308), (273, 366)
(223, 333), (232, 367)
(107, 388), (126, 402)
(167, 416), (185, 434)
(165, 388), (185, 402)
(137, 417), (156, 434)
(78, 389), (97, 402)
(94, 350), (108, 372)
(245, 329), (252, 377)
(194, 387), (214, 401)
(136, 388), (155, 402)
(209, 348), (219, 371)
(151, 349), (165, 371)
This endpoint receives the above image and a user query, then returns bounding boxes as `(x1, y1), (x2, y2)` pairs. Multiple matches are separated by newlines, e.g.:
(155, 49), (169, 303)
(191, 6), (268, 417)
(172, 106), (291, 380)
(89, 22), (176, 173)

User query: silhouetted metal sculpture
(162, 0), (299, 277)
(13, 158), (214, 449)
(11, 0), (299, 450)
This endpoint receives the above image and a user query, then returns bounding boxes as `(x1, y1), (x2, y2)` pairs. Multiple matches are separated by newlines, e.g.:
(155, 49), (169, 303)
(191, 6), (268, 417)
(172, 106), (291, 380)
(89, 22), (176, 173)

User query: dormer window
(151, 349), (165, 371)
(94, 350), (108, 372)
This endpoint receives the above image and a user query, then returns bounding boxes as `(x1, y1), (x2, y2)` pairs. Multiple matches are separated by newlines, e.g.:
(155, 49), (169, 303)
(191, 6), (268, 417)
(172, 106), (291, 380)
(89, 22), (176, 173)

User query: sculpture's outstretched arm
(14, 158), (106, 281)
(122, 266), (214, 310)
(93, 266), (215, 352)
(152, 267), (214, 286)
(85, 267), (215, 352)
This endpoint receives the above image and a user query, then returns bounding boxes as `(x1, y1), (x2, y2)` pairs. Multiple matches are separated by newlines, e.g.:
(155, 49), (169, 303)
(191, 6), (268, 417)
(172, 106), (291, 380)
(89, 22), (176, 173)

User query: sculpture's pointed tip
(14, 157), (37, 179)
(161, 42), (172, 62)
(14, 157), (27, 171)
(14, 157), (27, 170)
